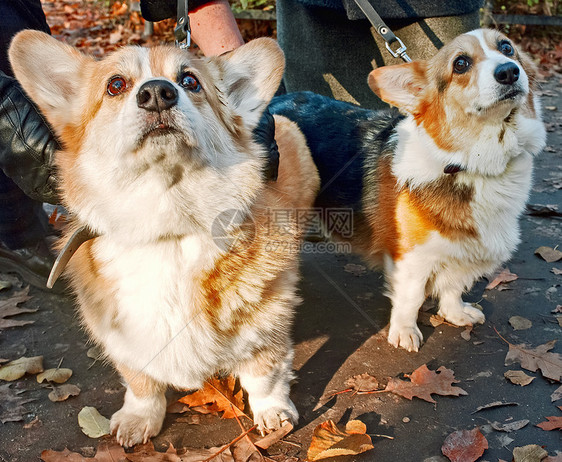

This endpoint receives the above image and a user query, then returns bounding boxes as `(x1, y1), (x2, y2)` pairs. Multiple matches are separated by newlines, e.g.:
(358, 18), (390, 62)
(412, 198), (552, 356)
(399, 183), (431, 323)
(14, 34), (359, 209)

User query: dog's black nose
(494, 62), (520, 85)
(137, 80), (178, 112)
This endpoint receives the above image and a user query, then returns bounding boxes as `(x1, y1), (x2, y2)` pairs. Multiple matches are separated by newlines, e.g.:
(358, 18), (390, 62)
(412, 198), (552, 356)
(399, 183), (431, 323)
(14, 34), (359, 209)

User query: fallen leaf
(0, 383), (34, 423)
(461, 327), (472, 341)
(471, 401), (518, 414)
(545, 451), (562, 462)
(536, 406), (562, 431)
(41, 437), (127, 461)
(0, 356), (44, 381)
(552, 385), (562, 402)
(385, 365), (467, 404)
(509, 316), (533, 330)
(254, 422), (293, 450)
(513, 444), (548, 462)
(344, 263), (366, 276)
(486, 268), (518, 290)
(490, 419), (529, 432)
(86, 346), (104, 361)
(178, 376), (247, 419)
(48, 384), (81, 402)
(504, 370), (535, 386)
(535, 246), (562, 263)
(554, 306), (562, 314)
(552, 268), (562, 275)
(505, 340), (562, 382)
(344, 373), (380, 393)
(441, 427), (488, 462)
(307, 419), (374, 461)
(526, 204), (562, 217)
(0, 280), (12, 291)
(430, 315), (445, 327)
(23, 416), (42, 429)
(78, 406), (110, 438)
(37, 368), (73, 384)
(0, 287), (36, 329)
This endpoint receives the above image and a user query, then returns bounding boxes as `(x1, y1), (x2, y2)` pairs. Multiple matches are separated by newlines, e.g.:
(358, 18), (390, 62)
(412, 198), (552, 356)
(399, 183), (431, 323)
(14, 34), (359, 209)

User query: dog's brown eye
(453, 56), (471, 74)
(498, 40), (514, 57)
(179, 73), (201, 92)
(107, 76), (127, 96)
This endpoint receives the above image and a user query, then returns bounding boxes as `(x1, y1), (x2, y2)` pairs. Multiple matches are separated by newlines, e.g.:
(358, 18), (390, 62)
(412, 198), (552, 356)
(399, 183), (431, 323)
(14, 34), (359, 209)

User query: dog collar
(444, 164), (465, 175)
(47, 225), (99, 289)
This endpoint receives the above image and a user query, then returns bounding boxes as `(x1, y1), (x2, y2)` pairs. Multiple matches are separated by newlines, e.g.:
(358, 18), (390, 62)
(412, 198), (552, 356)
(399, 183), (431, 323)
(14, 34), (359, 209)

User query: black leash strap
(174, 0), (191, 48)
(353, 0), (411, 63)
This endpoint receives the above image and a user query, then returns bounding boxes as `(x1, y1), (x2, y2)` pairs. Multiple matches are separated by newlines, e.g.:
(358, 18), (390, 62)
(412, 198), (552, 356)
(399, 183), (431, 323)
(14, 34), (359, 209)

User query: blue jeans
(0, 0), (51, 249)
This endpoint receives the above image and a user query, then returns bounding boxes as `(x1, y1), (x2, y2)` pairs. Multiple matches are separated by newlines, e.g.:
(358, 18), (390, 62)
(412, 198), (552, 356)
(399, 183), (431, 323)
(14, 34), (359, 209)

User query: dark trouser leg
(277, 0), (480, 108)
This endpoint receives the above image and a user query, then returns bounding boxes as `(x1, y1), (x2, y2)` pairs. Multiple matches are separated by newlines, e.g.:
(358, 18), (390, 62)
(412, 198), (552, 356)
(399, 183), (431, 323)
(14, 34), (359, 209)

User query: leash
(353, 0), (412, 63)
(174, 0), (191, 48)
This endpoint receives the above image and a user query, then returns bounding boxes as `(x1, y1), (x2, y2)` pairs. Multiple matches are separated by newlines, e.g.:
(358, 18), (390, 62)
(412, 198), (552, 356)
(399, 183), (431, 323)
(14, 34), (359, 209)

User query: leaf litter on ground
(78, 406), (110, 438)
(504, 370), (535, 386)
(486, 267), (518, 290)
(37, 368), (73, 384)
(0, 382), (34, 423)
(535, 246), (562, 263)
(537, 406), (562, 431)
(48, 383), (81, 402)
(0, 287), (36, 330)
(0, 355), (44, 381)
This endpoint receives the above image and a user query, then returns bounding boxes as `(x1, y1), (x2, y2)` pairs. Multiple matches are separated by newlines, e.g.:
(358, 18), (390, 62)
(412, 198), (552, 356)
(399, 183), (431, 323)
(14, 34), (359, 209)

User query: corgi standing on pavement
(9, 31), (319, 446)
(271, 29), (546, 352)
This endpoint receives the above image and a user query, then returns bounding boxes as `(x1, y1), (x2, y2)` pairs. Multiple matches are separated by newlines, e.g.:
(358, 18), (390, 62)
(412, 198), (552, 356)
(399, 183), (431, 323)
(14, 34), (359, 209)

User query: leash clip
(174, 0), (191, 49)
(384, 36), (412, 63)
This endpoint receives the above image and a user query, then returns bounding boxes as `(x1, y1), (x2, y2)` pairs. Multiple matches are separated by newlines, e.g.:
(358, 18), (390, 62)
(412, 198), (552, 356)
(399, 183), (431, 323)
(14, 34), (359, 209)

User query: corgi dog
(270, 29), (546, 352)
(9, 31), (319, 446)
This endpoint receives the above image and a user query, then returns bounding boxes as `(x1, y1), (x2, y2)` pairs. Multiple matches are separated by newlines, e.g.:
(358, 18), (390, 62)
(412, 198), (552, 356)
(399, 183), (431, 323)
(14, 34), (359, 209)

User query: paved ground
(1, 77), (561, 461)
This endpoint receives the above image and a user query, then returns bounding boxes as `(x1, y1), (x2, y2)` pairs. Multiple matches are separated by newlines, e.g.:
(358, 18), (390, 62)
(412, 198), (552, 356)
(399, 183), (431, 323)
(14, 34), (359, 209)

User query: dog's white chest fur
(89, 236), (246, 389)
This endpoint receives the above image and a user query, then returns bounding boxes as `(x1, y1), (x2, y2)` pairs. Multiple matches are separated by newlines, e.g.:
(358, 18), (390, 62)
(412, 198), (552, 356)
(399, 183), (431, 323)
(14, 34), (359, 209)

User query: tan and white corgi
(270, 29), (546, 352)
(9, 31), (319, 446)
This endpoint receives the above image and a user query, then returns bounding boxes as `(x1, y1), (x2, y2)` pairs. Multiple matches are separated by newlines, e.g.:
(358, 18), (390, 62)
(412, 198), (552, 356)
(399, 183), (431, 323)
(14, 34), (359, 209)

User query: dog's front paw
(110, 390), (166, 447)
(388, 323), (423, 352)
(438, 302), (485, 327)
(251, 398), (298, 435)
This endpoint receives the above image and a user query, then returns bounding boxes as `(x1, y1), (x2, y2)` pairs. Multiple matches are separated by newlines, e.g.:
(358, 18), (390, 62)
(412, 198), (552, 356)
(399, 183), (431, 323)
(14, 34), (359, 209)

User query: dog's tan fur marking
(116, 364), (166, 399)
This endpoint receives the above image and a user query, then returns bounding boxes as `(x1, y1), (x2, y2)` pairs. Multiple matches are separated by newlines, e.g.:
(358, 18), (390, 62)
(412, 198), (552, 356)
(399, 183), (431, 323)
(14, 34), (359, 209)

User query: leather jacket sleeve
(0, 71), (60, 204)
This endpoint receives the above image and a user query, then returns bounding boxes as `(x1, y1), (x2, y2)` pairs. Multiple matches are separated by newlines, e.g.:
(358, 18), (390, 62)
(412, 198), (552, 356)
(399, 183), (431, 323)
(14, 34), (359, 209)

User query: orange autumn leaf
(307, 420), (374, 461)
(178, 375), (247, 419)
(441, 427), (488, 462)
(385, 364), (467, 403)
(537, 406), (562, 431)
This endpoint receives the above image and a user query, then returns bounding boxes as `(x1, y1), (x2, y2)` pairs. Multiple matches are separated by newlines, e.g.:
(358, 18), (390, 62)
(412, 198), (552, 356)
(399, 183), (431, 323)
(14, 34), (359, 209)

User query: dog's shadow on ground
(292, 251), (391, 426)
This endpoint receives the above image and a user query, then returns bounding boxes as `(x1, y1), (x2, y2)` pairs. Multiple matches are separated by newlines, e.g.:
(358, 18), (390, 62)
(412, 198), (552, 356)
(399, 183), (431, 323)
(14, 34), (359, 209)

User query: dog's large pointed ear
(9, 30), (91, 129)
(368, 61), (427, 114)
(216, 38), (284, 129)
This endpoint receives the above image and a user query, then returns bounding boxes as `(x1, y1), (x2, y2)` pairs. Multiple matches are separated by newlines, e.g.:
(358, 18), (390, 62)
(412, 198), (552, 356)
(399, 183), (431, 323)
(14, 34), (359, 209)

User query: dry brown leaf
(545, 451), (562, 462)
(509, 316), (533, 330)
(505, 340), (562, 382)
(385, 364), (467, 404)
(537, 406), (562, 431)
(430, 315), (445, 327)
(441, 427), (488, 462)
(0, 287), (36, 330)
(504, 370), (535, 386)
(0, 356), (44, 381)
(486, 267), (518, 290)
(254, 422), (293, 450)
(307, 420), (374, 461)
(48, 384), (81, 402)
(472, 401), (518, 414)
(490, 419), (529, 432)
(344, 373), (380, 393)
(37, 368), (73, 384)
(41, 437), (127, 461)
(552, 385), (562, 402)
(461, 327), (472, 341)
(513, 444), (548, 462)
(552, 268), (562, 275)
(0, 383), (34, 423)
(535, 246), (562, 263)
(178, 376), (247, 419)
